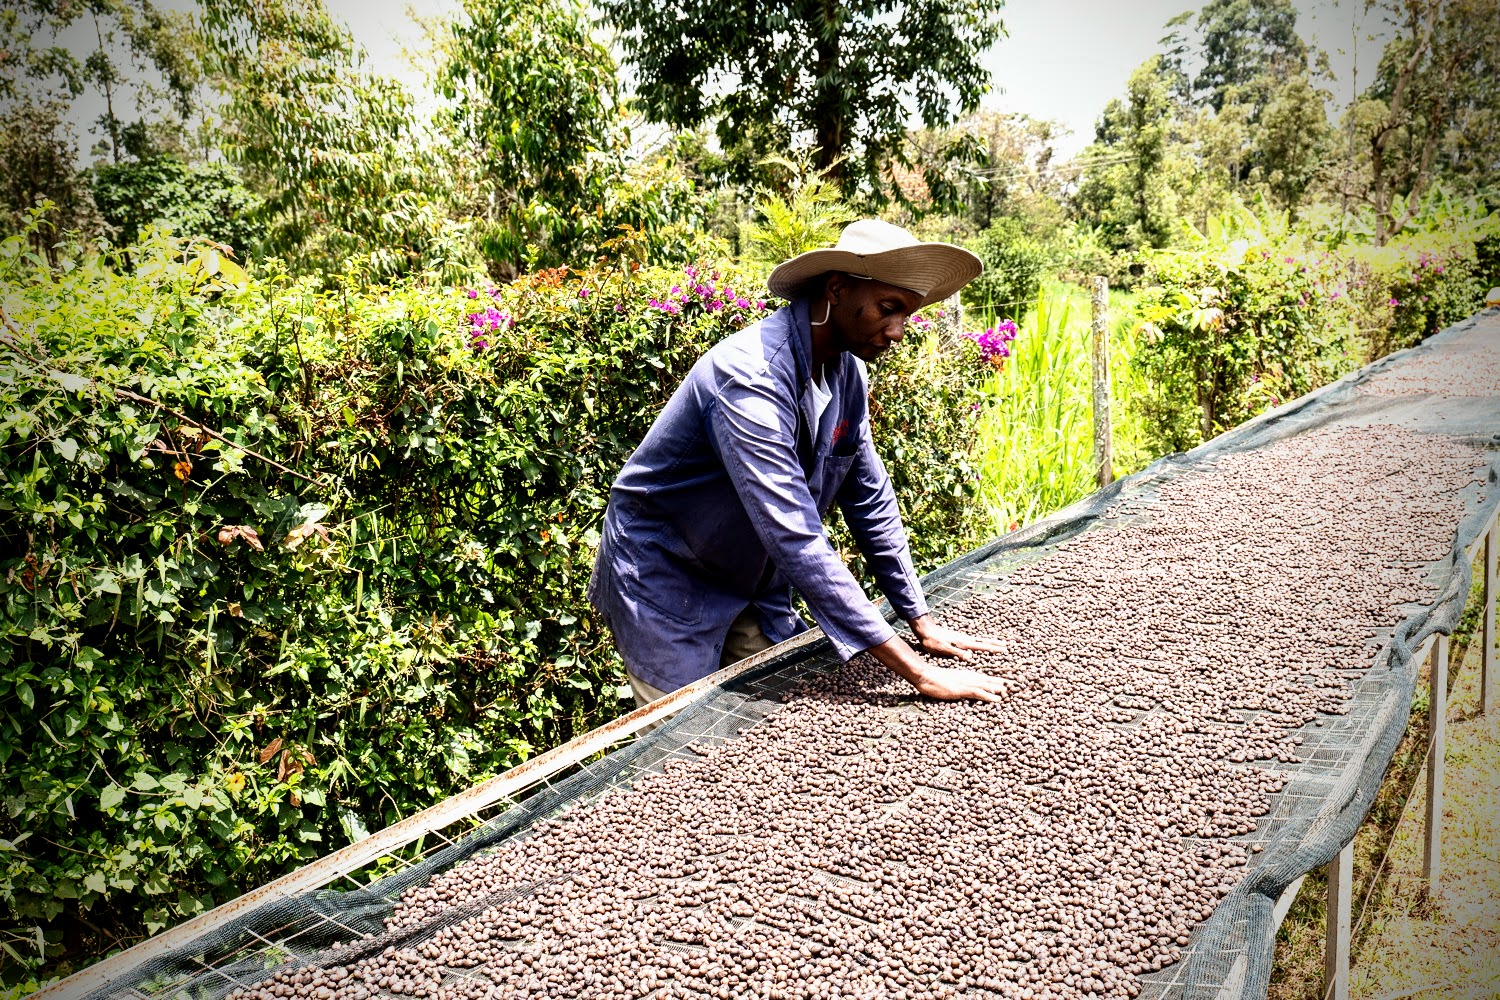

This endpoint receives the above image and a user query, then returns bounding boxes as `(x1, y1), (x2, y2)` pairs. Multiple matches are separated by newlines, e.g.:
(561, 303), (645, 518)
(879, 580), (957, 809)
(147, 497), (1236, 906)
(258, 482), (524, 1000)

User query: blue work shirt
(587, 298), (929, 692)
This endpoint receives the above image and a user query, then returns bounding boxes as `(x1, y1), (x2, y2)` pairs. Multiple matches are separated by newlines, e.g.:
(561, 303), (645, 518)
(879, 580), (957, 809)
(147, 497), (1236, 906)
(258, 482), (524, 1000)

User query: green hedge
(1347, 231), (1488, 357)
(0, 215), (986, 982)
(1132, 222), (1359, 454)
(1130, 206), (1494, 456)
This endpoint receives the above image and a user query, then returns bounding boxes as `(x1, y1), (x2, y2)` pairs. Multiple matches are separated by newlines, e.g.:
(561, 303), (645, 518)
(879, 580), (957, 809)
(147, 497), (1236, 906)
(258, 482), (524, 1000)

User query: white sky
(976, 0), (1389, 156)
(56, 0), (1392, 164)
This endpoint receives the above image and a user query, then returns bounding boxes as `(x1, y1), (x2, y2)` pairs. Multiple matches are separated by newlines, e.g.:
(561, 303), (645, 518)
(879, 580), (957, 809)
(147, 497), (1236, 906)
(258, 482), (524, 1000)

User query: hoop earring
(810, 301), (831, 326)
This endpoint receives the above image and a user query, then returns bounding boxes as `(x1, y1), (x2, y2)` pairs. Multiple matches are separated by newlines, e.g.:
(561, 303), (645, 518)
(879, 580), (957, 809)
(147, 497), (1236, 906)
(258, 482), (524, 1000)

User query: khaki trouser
(626, 605), (773, 709)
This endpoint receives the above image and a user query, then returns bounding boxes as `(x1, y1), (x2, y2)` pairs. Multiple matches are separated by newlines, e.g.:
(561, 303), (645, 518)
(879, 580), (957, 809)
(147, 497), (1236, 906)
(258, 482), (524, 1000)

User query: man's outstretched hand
(866, 614), (1010, 703)
(908, 614), (1007, 663)
(906, 663), (1010, 703)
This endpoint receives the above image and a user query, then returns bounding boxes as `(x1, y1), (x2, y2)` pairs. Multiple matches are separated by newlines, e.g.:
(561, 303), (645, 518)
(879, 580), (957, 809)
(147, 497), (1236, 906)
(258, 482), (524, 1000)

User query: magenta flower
(962, 320), (1019, 366)
(466, 306), (513, 332)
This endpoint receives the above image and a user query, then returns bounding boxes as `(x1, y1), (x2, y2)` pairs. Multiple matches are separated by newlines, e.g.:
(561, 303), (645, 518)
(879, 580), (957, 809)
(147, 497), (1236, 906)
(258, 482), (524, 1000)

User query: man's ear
(823, 272), (848, 304)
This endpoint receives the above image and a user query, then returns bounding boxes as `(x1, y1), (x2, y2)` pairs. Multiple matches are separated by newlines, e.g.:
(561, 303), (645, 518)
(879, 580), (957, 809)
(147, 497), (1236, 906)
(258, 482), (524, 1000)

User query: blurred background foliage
(2, 0), (1498, 985)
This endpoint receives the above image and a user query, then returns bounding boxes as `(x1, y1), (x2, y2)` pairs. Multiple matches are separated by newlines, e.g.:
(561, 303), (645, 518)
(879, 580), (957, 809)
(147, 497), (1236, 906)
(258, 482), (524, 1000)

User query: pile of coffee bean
(224, 424), (1486, 1000)
(1360, 313), (1500, 396)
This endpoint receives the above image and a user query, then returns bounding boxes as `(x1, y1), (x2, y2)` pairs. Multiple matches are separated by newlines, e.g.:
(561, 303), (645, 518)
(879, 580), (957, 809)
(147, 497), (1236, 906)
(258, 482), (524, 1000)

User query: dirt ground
(1349, 636), (1500, 1000)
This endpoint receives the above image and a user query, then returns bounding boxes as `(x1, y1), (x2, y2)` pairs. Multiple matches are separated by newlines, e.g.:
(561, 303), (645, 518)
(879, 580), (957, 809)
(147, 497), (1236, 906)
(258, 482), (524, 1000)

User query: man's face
(826, 274), (925, 363)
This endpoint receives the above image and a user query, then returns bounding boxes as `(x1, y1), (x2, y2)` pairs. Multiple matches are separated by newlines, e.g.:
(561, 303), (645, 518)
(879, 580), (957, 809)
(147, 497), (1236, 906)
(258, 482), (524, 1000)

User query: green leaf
(49, 370), (91, 392)
(100, 784), (128, 812)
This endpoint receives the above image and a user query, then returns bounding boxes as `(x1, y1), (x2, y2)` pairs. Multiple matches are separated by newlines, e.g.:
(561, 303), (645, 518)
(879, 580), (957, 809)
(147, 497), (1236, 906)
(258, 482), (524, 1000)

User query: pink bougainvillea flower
(962, 320), (1019, 366)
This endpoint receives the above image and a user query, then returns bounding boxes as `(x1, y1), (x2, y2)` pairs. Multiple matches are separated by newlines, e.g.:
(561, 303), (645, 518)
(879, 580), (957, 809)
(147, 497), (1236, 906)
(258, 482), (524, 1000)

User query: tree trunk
(1371, 0), (1438, 246)
(92, 10), (121, 164)
(810, 0), (844, 190)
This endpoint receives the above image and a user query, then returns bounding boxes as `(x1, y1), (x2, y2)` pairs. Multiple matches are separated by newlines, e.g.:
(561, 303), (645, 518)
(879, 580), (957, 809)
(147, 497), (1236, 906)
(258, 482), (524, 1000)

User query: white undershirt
(808, 367), (834, 442)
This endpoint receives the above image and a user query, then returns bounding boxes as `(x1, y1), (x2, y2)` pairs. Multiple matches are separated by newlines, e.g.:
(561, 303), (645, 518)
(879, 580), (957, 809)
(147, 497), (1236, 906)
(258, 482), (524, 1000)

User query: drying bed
(48, 309), (1500, 1000)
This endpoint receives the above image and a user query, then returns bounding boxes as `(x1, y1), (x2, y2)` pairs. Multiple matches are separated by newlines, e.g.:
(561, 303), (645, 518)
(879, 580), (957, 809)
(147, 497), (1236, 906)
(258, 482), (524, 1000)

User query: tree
(939, 110), (1068, 234)
(1072, 56), (1189, 253)
(0, 0), (203, 237)
(597, 0), (1007, 200)
(0, 0), (202, 163)
(438, 0), (619, 276)
(1191, 0), (1307, 113)
(0, 99), (105, 262)
(201, 0), (477, 279)
(1252, 73), (1332, 210)
(1360, 0), (1500, 242)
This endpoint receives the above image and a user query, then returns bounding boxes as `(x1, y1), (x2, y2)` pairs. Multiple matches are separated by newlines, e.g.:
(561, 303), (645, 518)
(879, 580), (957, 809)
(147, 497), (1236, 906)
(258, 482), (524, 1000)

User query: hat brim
(766, 243), (982, 308)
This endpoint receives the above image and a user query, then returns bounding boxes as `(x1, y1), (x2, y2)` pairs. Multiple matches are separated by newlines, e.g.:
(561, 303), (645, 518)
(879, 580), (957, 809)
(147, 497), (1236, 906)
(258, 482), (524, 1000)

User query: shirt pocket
(623, 526), (707, 627)
(817, 453), (857, 515)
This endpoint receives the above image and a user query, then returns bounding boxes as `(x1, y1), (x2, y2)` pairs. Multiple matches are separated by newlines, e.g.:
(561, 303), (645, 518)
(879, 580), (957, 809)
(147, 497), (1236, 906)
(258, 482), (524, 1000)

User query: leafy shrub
(1347, 231), (1488, 357)
(860, 313), (988, 571)
(1476, 230), (1500, 290)
(92, 156), (265, 252)
(960, 219), (1051, 324)
(737, 154), (856, 277)
(0, 212), (987, 982)
(1132, 205), (1359, 454)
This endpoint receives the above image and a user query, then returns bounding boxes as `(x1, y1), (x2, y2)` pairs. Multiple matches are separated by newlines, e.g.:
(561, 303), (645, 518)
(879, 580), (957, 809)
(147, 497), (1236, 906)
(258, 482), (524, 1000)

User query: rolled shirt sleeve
(707, 372), (897, 660)
(836, 428), (930, 624)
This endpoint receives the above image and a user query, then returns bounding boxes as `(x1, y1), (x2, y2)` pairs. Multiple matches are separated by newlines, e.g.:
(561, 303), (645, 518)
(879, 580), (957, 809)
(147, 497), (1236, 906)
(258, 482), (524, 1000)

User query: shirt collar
(789, 297), (814, 386)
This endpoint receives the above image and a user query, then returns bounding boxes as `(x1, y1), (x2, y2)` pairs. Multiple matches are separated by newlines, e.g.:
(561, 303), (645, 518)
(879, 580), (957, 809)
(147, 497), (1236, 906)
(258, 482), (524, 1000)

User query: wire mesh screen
(66, 307), (1500, 1000)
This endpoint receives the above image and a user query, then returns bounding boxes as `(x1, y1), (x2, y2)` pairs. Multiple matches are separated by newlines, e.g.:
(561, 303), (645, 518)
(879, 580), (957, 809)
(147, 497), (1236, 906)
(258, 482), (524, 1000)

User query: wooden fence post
(1324, 839), (1354, 1000)
(1484, 519), (1496, 715)
(1090, 276), (1113, 489)
(1424, 633), (1449, 886)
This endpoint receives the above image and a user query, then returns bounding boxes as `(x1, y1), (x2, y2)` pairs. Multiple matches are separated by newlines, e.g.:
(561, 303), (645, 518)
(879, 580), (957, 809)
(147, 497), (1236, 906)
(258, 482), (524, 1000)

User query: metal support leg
(1484, 520), (1496, 716)
(1423, 634), (1449, 886)
(1324, 839), (1354, 1000)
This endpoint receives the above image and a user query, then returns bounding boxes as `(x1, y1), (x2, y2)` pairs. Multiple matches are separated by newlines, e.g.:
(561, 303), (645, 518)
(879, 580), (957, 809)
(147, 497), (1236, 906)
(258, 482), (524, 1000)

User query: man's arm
(836, 416), (1010, 673)
(707, 372), (897, 661)
(708, 374), (1007, 701)
(834, 432), (928, 620)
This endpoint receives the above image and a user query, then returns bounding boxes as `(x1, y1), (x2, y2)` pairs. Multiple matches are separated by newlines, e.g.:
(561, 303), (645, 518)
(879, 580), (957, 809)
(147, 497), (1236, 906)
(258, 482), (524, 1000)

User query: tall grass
(968, 281), (1154, 537)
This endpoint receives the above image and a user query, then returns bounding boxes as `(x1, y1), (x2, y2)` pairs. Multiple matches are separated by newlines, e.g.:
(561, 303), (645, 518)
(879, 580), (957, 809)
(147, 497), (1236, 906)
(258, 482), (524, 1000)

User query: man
(589, 219), (1008, 707)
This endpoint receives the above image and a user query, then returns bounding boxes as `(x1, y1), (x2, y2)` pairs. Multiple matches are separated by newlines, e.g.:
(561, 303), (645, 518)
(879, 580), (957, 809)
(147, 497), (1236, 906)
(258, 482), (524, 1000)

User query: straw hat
(766, 219), (982, 307)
